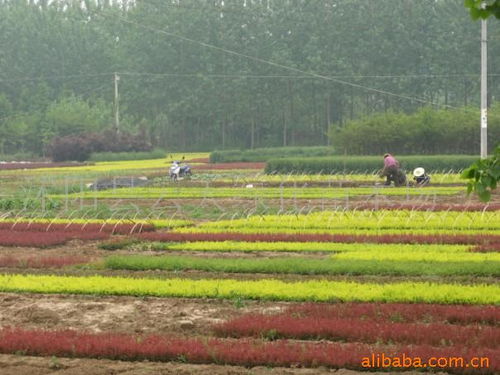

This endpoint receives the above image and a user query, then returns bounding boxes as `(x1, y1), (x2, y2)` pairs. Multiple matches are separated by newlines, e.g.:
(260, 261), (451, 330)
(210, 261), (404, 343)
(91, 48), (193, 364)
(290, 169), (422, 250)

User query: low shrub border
(0, 327), (496, 373)
(0, 274), (498, 304)
(136, 232), (500, 245)
(0, 230), (109, 247)
(141, 241), (470, 253)
(103, 255), (500, 277)
(285, 302), (500, 325)
(214, 315), (499, 348)
(0, 222), (154, 234)
(0, 255), (90, 268)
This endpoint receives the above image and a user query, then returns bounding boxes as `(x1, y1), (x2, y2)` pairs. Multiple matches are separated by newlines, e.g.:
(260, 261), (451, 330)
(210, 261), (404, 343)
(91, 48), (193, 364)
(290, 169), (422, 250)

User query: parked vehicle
(169, 161), (192, 181)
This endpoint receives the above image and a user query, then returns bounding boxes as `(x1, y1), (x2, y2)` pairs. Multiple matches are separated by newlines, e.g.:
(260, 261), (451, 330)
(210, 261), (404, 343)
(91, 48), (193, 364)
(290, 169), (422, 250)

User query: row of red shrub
(0, 162), (88, 170)
(214, 315), (499, 348)
(470, 244), (500, 253)
(284, 303), (500, 325)
(0, 230), (109, 247)
(0, 255), (89, 268)
(0, 328), (496, 373)
(185, 158), (210, 163)
(137, 232), (500, 245)
(192, 162), (266, 170)
(0, 222), (154, 235)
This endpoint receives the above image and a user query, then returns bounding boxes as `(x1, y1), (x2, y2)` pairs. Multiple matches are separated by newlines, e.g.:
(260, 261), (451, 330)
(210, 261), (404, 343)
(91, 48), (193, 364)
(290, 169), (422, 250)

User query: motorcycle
(169, 161), (192, 181)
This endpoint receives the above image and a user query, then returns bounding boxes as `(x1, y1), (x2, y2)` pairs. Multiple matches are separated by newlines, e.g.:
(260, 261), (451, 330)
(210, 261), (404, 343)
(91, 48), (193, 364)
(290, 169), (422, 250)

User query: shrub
(330, 106), (500, 155)
(0, 327), (497, 373)
(285, 302), (500, 325)
(136, 232), (500, 245)
(0, 255), (89, 268)
(265, 155), (479, 174)
(49, 130), (152, 162)
(0, 230), (109, 247)
(103, 254), (500, 277)
(194, 162), (265, 170)
(0, 274), (498, 304)
(214, 314), (499, 347)
(0, 222), (154, 235)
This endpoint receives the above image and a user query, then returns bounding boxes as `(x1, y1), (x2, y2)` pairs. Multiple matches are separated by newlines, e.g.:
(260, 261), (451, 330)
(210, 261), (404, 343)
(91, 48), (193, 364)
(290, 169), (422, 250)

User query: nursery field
(0, 154), (498, 374)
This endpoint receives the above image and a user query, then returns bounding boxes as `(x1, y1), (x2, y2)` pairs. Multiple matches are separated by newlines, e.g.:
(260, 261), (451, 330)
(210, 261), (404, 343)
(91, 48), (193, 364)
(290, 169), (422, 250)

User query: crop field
(0, 155), (498, 374)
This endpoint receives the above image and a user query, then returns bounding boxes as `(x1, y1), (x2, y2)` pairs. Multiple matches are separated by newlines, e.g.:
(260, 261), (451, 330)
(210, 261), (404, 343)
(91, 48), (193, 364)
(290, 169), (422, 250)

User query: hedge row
(1, 328), (497, 373)
(210, 146), (335, 163)
(330, 106), (500, 155)
(285, 302), (500, 325)
(103, 255), (499, 277)
(137, 232), (500, 245)
(0, 230), (109, 247)
(0, 255), (89, 268)
(265, 155), (479, 174)
(214, 315), (499, 347)
(3, 274), (497, 304)
(0, 222), (154, 234)
(147, 241), (469, 253)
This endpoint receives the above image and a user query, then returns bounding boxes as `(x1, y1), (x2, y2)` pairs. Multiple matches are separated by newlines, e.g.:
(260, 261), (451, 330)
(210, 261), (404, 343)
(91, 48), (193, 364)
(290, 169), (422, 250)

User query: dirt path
(0, 354), (438, 375)
(0, 293), (289, 335)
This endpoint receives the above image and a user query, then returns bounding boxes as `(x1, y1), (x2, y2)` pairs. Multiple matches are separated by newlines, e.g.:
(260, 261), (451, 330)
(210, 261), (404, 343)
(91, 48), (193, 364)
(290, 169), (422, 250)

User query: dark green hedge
(210, 146), (335, 163)
(330, 106), (500, 155)
(265, 155), (480, 174)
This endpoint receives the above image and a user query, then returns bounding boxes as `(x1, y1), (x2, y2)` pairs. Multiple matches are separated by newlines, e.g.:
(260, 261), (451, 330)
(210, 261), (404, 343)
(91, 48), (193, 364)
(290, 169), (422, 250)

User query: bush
(210, 146), (335, 163)
(265, 155), (479, 174)
(330, 106), (500, 155)
(49, 130), (152, 162)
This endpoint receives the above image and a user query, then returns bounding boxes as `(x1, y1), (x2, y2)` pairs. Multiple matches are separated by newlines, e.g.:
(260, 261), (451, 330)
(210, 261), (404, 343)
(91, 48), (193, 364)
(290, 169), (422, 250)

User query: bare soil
(0, 354), (437, 375)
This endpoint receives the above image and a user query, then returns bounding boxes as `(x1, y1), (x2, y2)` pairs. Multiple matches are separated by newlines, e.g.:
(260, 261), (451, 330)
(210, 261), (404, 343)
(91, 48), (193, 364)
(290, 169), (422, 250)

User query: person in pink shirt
(380, 153), (406, 186)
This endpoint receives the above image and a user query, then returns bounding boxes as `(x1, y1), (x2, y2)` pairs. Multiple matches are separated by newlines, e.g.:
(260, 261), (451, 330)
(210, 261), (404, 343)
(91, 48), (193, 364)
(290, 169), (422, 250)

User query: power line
(0, 72), (495, 83)
(95, 10), (462, 109)
(0, 73), (113, 83)
(0, 71), (494, 84)
(118, 72), (490, 80)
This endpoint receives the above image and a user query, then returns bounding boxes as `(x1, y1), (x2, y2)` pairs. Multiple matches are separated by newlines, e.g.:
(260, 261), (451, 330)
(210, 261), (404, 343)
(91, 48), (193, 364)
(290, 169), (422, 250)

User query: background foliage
(0, 0), (498, 155)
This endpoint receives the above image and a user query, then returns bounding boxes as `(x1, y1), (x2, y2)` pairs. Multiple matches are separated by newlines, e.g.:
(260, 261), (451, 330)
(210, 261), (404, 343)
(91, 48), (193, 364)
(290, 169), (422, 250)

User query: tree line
(0, 0), (498, 156)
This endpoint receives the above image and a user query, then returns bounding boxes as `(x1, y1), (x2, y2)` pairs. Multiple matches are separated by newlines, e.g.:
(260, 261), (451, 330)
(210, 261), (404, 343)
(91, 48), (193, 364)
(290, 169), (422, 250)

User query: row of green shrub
(265, 155), (479, 174)
(103, 255), (499, 277)
(88, 149), (166, 162)
(210, 146), (335, 163)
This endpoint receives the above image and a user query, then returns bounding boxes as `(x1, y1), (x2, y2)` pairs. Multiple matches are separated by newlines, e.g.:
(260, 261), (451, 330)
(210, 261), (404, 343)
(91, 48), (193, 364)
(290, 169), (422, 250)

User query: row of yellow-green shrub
(193, 210), (500, 231)
(0, 274), (497, 304)
(51, 186), (463, 200)
(151, 241), (470, 253)
(0, 217), (193, 229)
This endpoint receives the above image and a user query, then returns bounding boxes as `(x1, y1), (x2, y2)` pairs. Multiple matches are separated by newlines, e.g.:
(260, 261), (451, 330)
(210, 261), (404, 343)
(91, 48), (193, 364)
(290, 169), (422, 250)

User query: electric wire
(94, 9), (464, 109)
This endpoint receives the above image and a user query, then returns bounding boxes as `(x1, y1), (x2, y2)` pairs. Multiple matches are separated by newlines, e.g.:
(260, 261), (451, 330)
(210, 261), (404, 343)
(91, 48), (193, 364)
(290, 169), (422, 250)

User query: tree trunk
(251, 116), (255, 149)
(282, 109), (287, 147)
(288, 80), (294, 146)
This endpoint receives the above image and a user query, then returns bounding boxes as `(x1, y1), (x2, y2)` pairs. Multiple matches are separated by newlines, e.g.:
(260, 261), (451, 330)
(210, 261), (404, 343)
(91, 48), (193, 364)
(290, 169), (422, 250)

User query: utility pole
(480, 17), (487, 159)
(114, 72), (120, 135)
